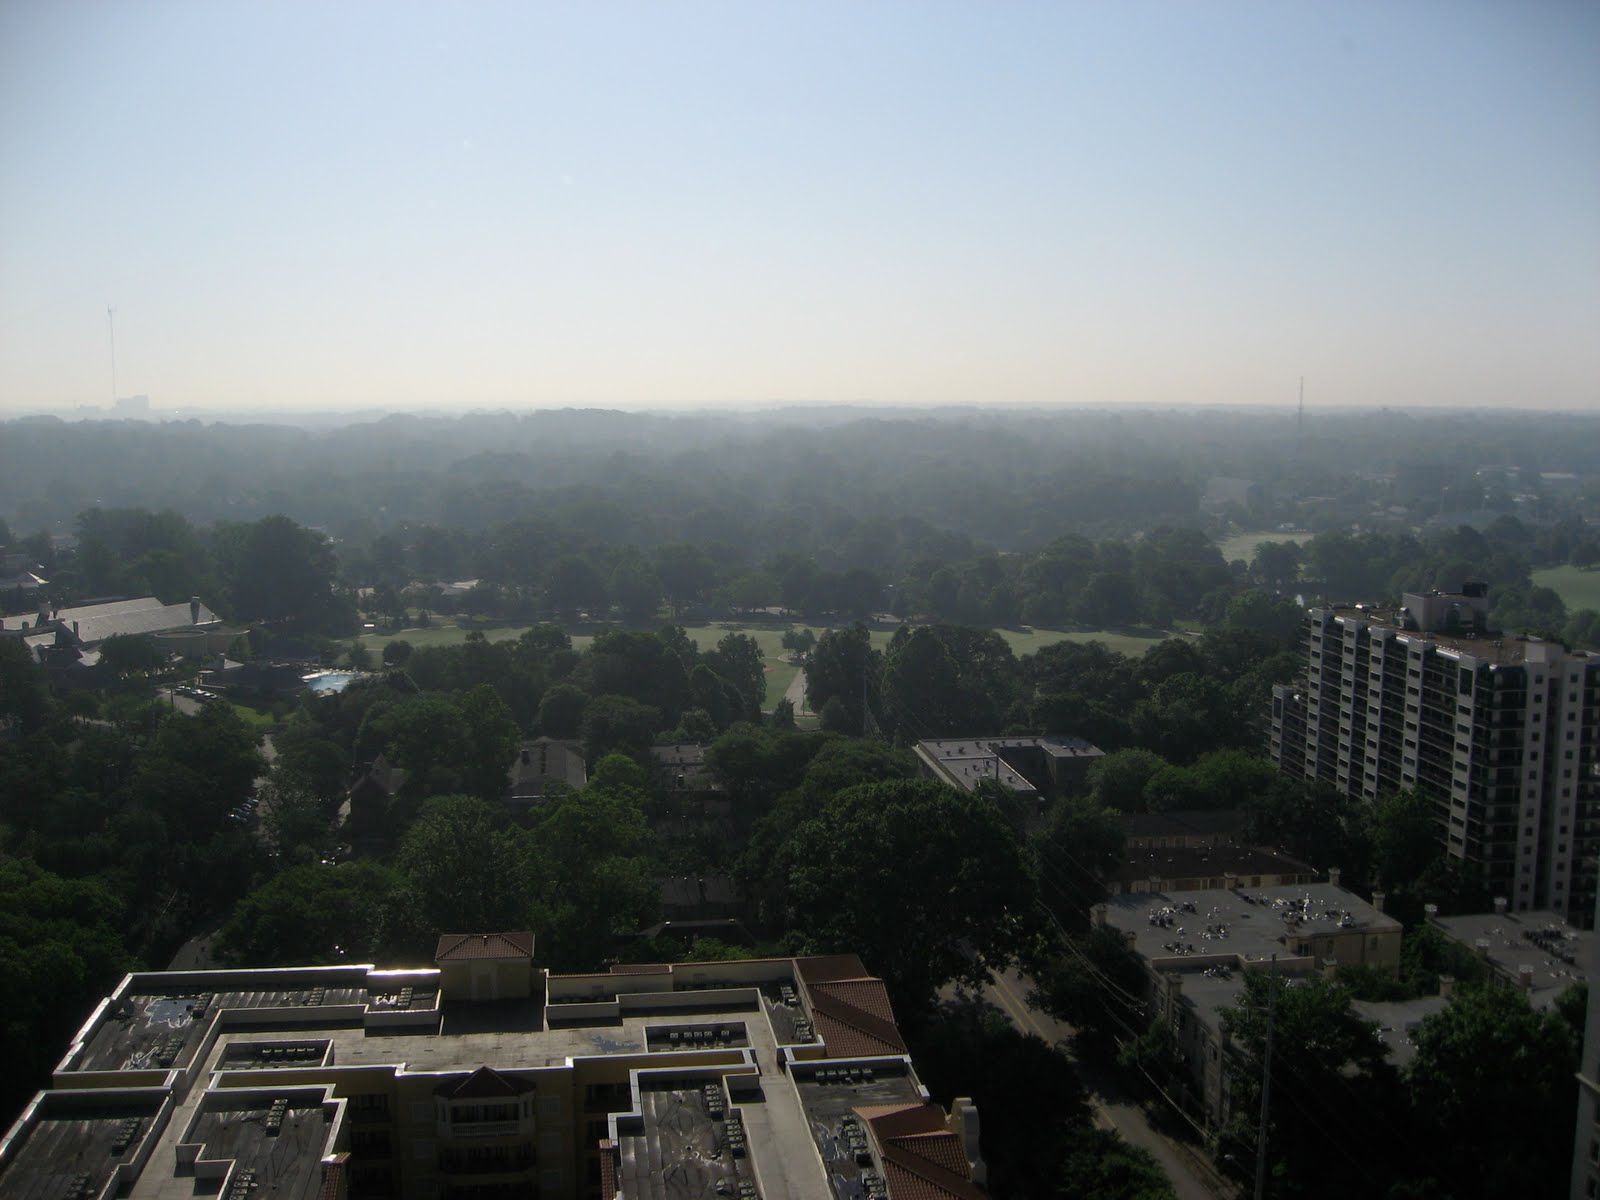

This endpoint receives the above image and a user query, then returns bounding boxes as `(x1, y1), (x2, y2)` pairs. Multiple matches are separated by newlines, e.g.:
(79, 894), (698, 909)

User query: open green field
(1218, 530), (1308, 565)
(358, 618), (1170, 712)
(1533, 565), (1600, 614)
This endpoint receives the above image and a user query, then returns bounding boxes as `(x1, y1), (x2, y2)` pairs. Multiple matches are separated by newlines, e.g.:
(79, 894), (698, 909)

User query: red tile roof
(806, 978), (908, 1058)
(860, 1104), (985, 1200)
(794, 953), (871, 983)
(435, 932), (535, 962)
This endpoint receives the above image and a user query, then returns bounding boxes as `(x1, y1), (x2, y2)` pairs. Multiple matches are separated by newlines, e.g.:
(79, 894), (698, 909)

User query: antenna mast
(107, 305), (118, 405)
(1296, 376), (1304, 461)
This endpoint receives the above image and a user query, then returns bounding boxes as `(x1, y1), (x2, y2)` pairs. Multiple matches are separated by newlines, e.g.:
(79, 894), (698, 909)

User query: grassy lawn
(1218, 529), (1308, 565)
(224, 700), (279, 729)
(357, 618), (1169, 712)
(1533, 565), (1600, 614)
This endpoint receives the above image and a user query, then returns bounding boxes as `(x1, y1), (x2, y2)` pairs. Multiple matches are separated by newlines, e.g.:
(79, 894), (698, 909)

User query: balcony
(444, 1119), (523, 1139)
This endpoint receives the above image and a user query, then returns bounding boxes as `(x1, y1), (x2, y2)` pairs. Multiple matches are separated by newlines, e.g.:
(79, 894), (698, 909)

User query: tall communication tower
(107, 305), (118, 405)
(1296, 376), (1304, 461)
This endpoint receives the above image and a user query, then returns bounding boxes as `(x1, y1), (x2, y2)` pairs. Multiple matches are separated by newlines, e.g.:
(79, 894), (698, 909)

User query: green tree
(394, 795), (532, 935)
(219, 862), (407, 965)
(805, 623), (878, 735)
(653, 544), (717, 616)
(777, 778), (1038, 1009)
(259, 772), (337, 862)
(1370, 787), (1441, 891)
(214, 514), (353, 632)
(607, 553), (662, 623)
(545, 555), (607, 619)
(705, 632), (767, 720)
(537, 682), (589, 739)
(581, 694), (662, 764)
(1035, 795), (1125, 923)
(1406, 987), (1577, 1200)
(1217, 972), (1389, 1198)
(98, 633), (166, 676)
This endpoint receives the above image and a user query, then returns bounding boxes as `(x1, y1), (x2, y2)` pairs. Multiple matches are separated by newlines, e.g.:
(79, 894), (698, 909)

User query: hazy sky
(1, 2), (1596, 413)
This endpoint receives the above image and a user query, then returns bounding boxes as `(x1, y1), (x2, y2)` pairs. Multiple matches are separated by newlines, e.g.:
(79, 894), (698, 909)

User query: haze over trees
(6, 405), (1600, 1196)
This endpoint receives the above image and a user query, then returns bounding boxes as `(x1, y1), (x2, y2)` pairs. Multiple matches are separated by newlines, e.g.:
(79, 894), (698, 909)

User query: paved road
(972, 967), (1238, 1200)
(782, 665), (808, 713)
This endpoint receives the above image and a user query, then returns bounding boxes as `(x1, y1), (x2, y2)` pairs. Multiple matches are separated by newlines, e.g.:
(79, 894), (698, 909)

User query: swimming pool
(303, 671), (358, 694)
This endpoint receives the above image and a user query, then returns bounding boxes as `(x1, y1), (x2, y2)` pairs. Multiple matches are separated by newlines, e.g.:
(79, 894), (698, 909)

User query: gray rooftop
(185, 1097), (335, 1200)
(1352, 996), (1449, 1068)
(0, 1096), (161, 1200)
(1432, 909), (1589, 1011)
(1104, 883), (1401, 1033)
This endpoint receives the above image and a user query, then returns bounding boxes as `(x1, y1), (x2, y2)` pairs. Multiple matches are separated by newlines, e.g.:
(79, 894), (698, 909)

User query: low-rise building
(0, 941), (986, 1200)
(1431, 900), (1590, 1012)
(507, 738), (587, 810)
(1120, 809), (1247, 850)
(1100, 879), (1401, 1130)
(914, 736), (1103, 801)
(1109, 845), (1316, 896)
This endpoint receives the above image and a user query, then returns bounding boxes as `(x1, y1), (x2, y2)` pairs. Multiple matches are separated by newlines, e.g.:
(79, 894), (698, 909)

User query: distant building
(0, 595), (233, 673)
(1109, 845), (1315, 896)
(346, 755), (407, 853)
(1201, 476), (1262, 512)
(1112, 809), (1315, 895)
(1431, 899), (1589, 1012)
(914, 736), (1103, 801)
(1100, 878), (1401, 1130)
(1271, 584), (1600, 925)
(506, 737), (587, 810)
(1119, 809), (1247, 850)
(0, 943), (987, 1200)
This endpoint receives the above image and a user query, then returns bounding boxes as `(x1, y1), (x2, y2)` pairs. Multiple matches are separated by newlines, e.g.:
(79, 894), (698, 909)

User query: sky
(1, 2), (1596, 414)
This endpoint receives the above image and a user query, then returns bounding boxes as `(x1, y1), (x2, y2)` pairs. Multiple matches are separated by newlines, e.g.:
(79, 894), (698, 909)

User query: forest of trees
(5, 406), (1600, 1197)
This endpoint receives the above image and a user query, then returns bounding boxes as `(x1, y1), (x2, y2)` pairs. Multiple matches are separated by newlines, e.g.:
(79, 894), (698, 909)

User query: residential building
(506, 738), (587, 810)
(1430, 899), (1590, 1012)
(1100, 879), (1401, 1130)
(1270, 585), (1600, 925)
(0, 595), (234, 671)
(914, 736), (1103, 801)
(1120, 809), (1247, 850)
(0, 940), (986, 1200)
(1108, 845), (1315, 897)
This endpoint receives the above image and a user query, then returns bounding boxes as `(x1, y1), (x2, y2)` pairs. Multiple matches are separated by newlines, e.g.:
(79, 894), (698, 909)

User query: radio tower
(1296, 376), (1304, 461)
(107, 305), (118, 405)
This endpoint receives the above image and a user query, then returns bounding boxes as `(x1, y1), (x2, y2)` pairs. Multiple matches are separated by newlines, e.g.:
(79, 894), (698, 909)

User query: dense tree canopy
(777, 778), (1038, 1009)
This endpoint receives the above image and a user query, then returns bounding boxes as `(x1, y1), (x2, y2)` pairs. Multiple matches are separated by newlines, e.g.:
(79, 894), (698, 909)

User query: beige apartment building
(0, 937), (985, 1200)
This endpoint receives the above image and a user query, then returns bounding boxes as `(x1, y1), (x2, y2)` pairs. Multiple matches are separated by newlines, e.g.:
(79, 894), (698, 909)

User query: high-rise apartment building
(1270, 585), (1600, 924)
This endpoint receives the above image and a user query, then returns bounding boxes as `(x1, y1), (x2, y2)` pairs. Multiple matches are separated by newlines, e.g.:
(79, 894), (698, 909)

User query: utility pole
(1253, 954), (1278, 1200)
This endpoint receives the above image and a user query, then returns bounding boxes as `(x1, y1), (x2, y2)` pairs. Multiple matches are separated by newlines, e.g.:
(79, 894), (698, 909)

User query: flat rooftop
(77, 984), (368, 1072)
(186, 1098), (334, 1200)
(793, 1060), (923, 1192)
(1105, 882), (1400, 968)
(0, 1097), (160, 1200)
(615, 1078), (749, 1200)
(1432, 909), (1589, 1010)
(1353, 996), (1449, 1068)
(1323, 606), (1564, 667)
(1111, 845), (1314, 891)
